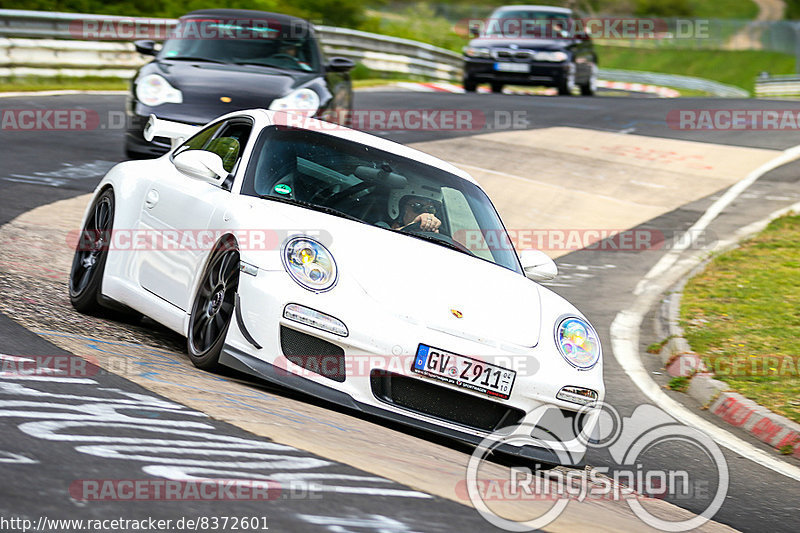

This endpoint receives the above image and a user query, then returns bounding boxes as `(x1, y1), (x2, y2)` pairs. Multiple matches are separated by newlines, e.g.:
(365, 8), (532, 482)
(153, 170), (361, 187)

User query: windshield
(241, 126), (523, 274)
(159, 18), (319, 72)
(485, 10), (571, 38)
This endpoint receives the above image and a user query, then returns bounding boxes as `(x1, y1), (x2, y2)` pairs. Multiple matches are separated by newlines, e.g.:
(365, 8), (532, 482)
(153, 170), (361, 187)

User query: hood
(137, 61), (317, 124)
(240, 201), (542, 348)
(469, 38), (571, 51)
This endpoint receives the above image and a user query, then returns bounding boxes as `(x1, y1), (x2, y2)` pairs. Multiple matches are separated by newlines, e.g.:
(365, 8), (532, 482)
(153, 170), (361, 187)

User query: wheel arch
(184, 232), (241, 336)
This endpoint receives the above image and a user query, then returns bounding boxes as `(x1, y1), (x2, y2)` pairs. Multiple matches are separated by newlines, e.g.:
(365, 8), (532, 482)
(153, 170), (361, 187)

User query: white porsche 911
(69, 109), (605, 465)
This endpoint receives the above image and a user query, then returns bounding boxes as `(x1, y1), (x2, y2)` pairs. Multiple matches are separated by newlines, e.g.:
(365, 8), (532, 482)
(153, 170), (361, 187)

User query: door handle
(145, 189), (159, 209)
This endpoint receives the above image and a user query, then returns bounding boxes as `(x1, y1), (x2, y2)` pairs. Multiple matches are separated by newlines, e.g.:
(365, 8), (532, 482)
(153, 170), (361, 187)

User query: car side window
(173, 119), (252, 174)
(173, 122), (224, 157)
(209, 122), (252, 173)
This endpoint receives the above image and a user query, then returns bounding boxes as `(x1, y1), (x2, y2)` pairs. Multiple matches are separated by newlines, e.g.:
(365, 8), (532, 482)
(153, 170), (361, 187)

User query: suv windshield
(485, 10), (571, 38)
(241, 126), (523, 274)
(159, 19), (318, 72)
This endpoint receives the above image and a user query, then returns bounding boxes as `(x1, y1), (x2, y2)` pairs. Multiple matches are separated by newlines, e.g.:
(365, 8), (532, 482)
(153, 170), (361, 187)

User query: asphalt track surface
(1, 91), (799, 532)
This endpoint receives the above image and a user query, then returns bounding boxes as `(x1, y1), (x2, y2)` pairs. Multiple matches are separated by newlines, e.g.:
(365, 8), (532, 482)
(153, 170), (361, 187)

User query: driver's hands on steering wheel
(404, 213), (441, 233)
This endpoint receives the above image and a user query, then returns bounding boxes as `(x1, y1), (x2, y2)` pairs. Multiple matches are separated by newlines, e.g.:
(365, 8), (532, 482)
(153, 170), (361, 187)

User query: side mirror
(134, 40), (158, 56)
(172, 150), (227, 183)
(519, 250), (558, 281)
(326, 57), (356, 72)
(469, 26), (480, 38)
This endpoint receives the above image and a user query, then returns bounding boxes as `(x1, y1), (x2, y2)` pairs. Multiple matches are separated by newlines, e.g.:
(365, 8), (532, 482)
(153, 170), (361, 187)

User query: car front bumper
(463, 58), (571, 87)
(221, 267), (606, 466)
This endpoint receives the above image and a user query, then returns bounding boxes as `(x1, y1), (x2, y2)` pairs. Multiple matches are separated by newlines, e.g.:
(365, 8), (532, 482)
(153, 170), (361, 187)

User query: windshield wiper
(164, 56), (230, 64)
(232, 61), (282, 68)
(257, 194), (365, 224)
(405, 232), (476, 258)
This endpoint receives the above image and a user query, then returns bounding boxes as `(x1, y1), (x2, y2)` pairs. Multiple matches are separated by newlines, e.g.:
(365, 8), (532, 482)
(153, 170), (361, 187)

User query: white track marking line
(634, 144), (800, 295)
(612, 142), (800, 482)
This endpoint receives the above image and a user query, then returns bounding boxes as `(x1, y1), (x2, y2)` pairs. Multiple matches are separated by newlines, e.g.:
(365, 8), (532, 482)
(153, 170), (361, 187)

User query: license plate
(494, 62), (529, 73)
(412, 344), (516, 400)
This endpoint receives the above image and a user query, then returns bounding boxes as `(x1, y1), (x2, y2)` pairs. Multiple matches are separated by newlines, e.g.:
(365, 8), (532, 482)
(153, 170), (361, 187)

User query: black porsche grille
(280, 326), (345, 382)
(370, 371), (525, 432)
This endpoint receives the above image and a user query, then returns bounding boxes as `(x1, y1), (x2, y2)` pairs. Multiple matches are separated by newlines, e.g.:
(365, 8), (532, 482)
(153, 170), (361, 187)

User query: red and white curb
(393, 81), (680, 97)
(658, 217), (800, 460)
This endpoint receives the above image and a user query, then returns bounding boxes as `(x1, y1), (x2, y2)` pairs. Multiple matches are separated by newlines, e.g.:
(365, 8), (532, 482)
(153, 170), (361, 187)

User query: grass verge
(681, 214), (800, 423)
(690, 0), (759, 19)
(596, 45), (796, 94)
(0, 77), (128, 93)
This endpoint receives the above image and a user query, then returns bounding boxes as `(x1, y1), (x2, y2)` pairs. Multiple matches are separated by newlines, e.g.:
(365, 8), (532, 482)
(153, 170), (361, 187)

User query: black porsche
(125, 9), (355, 158)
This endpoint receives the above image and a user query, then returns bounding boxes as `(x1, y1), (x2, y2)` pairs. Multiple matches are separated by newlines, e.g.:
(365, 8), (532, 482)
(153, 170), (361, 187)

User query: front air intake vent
(280, 326), (345, 382)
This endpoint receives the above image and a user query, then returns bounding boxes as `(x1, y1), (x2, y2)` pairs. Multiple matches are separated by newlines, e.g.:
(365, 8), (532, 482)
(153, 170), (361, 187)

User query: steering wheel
(401, 221), (475, 255)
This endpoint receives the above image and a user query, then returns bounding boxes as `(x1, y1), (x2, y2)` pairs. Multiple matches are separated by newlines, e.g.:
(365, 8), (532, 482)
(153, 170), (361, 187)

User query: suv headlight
(533, 51), (569, 62)
(135, 74), (183, 106)
(269, 88), (320, 117)
(282, 237), (337, 292)
(463, 46), (492, 58)
(555, 316), (601, 369)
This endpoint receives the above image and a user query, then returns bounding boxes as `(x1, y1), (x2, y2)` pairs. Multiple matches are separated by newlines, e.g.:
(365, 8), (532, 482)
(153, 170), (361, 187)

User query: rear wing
(143, 114), (201, 150)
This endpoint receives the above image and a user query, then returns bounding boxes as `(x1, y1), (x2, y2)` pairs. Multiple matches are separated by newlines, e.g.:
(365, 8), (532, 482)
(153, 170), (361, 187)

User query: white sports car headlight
(533, 51), (569, 62)
(268, 88), (320, 117)
(135, 74), (183, 106)
(282, 237), (337, 292)
(555, 316), (600, 369)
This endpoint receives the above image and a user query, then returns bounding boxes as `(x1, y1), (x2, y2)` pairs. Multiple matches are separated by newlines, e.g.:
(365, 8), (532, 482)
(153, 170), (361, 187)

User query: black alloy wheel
(187, 242), (240, 370)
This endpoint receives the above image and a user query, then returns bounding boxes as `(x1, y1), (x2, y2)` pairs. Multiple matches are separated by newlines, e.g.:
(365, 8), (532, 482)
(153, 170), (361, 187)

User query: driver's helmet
(277, 39), (302, 56)
(388, 185), (443, 220)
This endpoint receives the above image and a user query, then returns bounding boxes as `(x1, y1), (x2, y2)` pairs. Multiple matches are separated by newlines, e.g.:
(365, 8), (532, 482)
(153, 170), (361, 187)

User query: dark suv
(462, 5), (597, 96)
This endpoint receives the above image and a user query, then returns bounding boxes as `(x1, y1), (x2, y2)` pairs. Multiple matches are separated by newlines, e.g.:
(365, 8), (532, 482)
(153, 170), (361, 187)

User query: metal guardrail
(0, 9), (461, 81)
(754, 74), (800, 98)
(598, 68), (750, 98)
(0, 9), (754, 97)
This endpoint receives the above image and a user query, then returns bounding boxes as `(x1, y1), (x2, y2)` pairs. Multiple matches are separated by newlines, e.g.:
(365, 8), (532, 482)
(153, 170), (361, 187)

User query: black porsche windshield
(241, 126), (523, 274)
(159, 19), (318, 72)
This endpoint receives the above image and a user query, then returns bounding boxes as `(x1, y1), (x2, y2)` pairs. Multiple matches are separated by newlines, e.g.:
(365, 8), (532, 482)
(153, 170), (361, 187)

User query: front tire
(557, 63), (577, 96)
(463, 78), (477, 92)
(491, 82), (504, 94)
(187, 242), (240, 371)
(69, 189), (114, 313)
(580, 63), (598, 96)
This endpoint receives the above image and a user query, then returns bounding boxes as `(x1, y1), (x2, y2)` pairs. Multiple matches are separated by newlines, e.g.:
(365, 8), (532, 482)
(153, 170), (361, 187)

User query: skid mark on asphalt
(2, 160), (116, 187)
